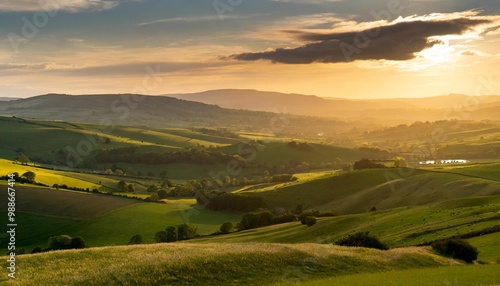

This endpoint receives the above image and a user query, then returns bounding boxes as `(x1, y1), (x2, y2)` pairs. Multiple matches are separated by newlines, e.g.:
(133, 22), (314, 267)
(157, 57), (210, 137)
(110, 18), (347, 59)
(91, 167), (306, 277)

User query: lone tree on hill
(22, 171), (36, 183)
(117, 180), (127, 192)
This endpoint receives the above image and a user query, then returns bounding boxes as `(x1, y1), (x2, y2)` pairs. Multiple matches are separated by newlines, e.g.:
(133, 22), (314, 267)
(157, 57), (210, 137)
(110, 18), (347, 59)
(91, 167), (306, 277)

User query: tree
(219, 222), (234, 234)
(115, 169), (124, 176)
(176, 224), (198, 240)
(70, 236), (87, 249)
(165, 226), (177, 242)
(30, 246), (42, 254)
(353, 159), (385, 170)
(117, 180), (127, 192)
(431, 239), (478, 263)
(48, 235), (72, 250)
(128, 234), (143, 245)
(301, 216), (317, 227)
(335, 232), (388, 250)
(127, 183), (135, 193)
(17, 153), (29, 165)
(22, 171), (36, 183)
(154, 231), (168, 243)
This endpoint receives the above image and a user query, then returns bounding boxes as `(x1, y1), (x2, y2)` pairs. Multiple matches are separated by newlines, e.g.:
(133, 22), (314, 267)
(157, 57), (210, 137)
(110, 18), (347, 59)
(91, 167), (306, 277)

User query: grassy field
(0, 185), (138, 219)
(0, 243), (459, 285)
(0, 159), (127, 192)
(304, 264), (500, 286)
(191, 196), (500, 262)
(467, 232), (500, 263)
(0, 195), (242, 251)
(433, 162), (500, 181)
(243, 168), (500, 213)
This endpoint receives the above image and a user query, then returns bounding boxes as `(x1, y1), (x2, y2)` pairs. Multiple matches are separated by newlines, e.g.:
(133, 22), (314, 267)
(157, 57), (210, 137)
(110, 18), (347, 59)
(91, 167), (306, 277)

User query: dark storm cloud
(229, 17), (492, 64)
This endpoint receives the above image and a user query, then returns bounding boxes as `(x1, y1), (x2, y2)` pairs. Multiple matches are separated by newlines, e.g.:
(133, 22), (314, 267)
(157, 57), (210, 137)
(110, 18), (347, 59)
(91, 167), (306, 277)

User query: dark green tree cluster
(196, 191), (266, 212)
(128, 234), (143, 245)
(300, 216), (317, 227)
(94, 146), (240, 165)
(431, 239), (478, 263)
(335, 232), (388, 250)
(353, 158), (386, 170)
(237, 211), (299, 230)
(45, 235), (87, 251)
(155, 224), (198, 243)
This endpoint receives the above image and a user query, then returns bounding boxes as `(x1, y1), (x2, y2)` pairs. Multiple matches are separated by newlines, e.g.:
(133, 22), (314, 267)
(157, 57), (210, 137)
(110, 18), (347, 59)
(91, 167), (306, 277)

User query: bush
(275, 213), (298, 224)
(48, 235), (86, 250)
(431, 239), (478, 263)
(335, 232), (388, 250)
(301, 216), (317, 227)
(238, 211), (275, 230)
(31, 246), (42, 254)
(176, 224), (198, 240)
(128, 234), (143, 245)
(70, 236), (87, 249)
(154, 231), (168, 243)
(219, 222), (234, 234)
(165, 226), (177, 242)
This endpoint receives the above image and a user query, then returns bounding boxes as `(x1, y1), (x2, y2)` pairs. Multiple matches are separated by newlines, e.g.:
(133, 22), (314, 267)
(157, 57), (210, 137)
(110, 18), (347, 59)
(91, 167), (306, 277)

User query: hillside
(236, 168), (500, 213)
(172, 89), (500, 122)
(0, 94), (359, 134)
(0, 243), (460, 285)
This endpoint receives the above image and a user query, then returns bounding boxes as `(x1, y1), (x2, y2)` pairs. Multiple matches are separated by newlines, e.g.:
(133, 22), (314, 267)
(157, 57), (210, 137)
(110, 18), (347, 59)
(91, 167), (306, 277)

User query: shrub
(431, 239), (478, 263)
(165, 226), (178, 242)
(301, 216), (317, 227)
(275, 213), (298, 224)
(335, 232), (388, 250)
(31, 246), (42, 254)
(176, 224), (198, 240)
(128, 234), (143, 245)
(238, 211), (275, 230)
(70, 236), (87, 249)
(219, 222), (234, 234)
(154, 231), (168, 243)
(48, 235), (86, 250)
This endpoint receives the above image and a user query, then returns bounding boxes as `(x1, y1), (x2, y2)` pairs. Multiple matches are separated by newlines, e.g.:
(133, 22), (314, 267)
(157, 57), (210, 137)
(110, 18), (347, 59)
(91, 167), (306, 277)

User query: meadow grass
(437, 162), (500, 181)
(302, 264), (500, 286)
(191, 196), (500, 262)
(1, 201), (243, 251)
(245, 168), (500, 213)
(0, 243), (458, 286)
(0, 185), (137, 220)
(467, 232), (500, 263)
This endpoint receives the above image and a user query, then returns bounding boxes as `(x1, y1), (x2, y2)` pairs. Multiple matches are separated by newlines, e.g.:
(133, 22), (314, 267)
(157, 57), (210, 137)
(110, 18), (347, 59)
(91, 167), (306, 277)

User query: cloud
(0, 0), (121, 13)
(137, 14), (264, 26)
(228, 12), (499, 64)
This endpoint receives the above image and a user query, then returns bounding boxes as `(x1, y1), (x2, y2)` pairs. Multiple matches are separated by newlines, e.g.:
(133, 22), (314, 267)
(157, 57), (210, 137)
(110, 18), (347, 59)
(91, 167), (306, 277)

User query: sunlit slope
(241, 169), (500, 213)
(0, 116), (242, 163)
(192, 196), (500, 260)
(0, 243), (458, 286)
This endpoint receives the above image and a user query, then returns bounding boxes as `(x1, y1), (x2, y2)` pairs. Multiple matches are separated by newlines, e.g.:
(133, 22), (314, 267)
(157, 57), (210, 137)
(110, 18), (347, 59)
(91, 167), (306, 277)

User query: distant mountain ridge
(0, 93), (363, 134)
(1, 91), (499, 132)
(171, 89), (500, 122)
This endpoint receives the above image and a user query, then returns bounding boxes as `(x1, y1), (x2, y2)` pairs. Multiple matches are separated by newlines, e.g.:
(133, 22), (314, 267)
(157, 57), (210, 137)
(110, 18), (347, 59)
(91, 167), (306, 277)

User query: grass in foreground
(0, 243), (458, 286)
(303, 264), (500, 286)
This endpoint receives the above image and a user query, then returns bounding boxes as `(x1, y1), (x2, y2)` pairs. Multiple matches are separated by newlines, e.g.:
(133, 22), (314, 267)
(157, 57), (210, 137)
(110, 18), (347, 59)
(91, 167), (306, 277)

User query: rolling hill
(0, 93), (360, 134)
(0, 243), (461, 286)
(172, 89), (500, 123)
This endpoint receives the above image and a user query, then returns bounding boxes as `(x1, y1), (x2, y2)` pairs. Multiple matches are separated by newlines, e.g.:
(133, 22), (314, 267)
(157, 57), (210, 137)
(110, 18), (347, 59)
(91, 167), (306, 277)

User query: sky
(0, 0), (499, 99)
